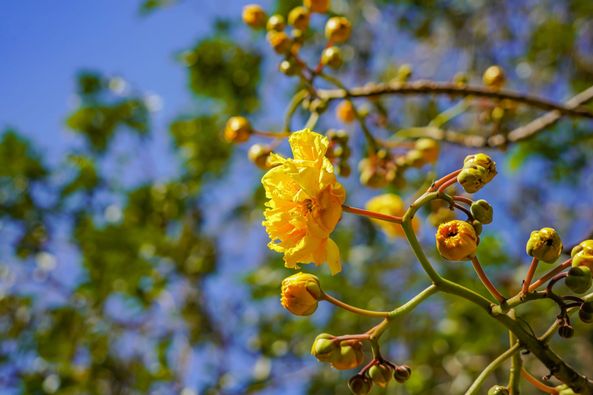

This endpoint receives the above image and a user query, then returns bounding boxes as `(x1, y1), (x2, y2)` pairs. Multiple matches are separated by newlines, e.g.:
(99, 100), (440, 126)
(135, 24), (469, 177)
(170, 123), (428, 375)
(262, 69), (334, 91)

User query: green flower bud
(526, 227), (563, 263)
(488, 385), (509, 395)
(267, 14), (285, 32)
(581, 301), (593, 314)
(348, 374), (372, 395)
(368, 362), (392, 388)
(579, 308), (593, 324)
(457, 166), (489, 193)
(393, 365), (412, 383)
(463, 153), (497, 183)
(571, 240), (593, 270)
(331, 341), (364, 370)
(471, 219), (483, 236)
(470, 199), (493, 224)
(555, 384), (578, 395)
(311, 333), (338, 362)
(397, 64), (413, 82)
(565, 266), (592, 294)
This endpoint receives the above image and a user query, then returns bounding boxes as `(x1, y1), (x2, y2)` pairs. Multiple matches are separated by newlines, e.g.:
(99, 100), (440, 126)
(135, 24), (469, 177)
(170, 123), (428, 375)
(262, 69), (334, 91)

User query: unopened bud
(470, 199), (493, 224)
(224, 116), (252, 143)
(304, 0), (330, 13)
(483, 65), (506, 89)
(558, 323), (574, 339)
(325, 16), (351, 43)
(281, 272), (323, 316)
(288, 6), (310, 30)
(436, 220), (478, 261)
(248, 144), (272, 169)
(348, 374), (372, 395)
(311, 333), (338, 362)
(368, 362), (392, 388)
(393, 365), (412, 383)
(488, 385), (509, 395)
(266, 14), (285, 32)
(267, 31), (291, 54)
(321, 46), (343, 69)
(331, 341), (364, 370)
(565, 266), (592, 294)
(526, 227), (563, 263)
(242, 4), (268, 29)
(571, 240), (593, 270)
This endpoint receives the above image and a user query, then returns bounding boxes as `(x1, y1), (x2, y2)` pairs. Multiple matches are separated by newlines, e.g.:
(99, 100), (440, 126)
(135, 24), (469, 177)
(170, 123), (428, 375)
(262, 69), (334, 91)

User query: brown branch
(318, 80), (593, 119)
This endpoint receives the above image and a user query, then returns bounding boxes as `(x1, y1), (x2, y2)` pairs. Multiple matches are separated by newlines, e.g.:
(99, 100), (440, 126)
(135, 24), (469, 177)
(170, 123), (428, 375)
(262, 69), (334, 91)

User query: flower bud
(279, 59), (300, 76)
(368, 362), (393, 388)
(281, 272), (323, 316)
(331, 341), (364, 370)
(526, 227), (563, 263)
(556, 384), (579, 395)
(288, 6), (310, 30)
(397, 64), (413, 82)
(405, 149), (426, 168)
(558, 323), (574, 339)
(464, 153), (497, 182)
(348, 374), (372, 395)
(393, 364), (412, 383)
(453, 72), (469, 86)
(248, 144), (272, 169)
(483, 65), (506, 89)
(580, 301), (593, 323)
(242, 4), (268, 29)
(415, 138), (440, 164)
(336, 101), (356, 123)
(311, 333), (338, 362)
(366, 194), (419, 238)
(267, 31), (292, 54)
(436, 220), (478, 261)
(224, 116), (252, 143)
(304, 0), (330, 13)
(325, 16), (352, 43)
(571, 240), (593, 270)
(471, 219), (483, 236)
(565, 266), (592, 294)
(488, 385), (510, 395)
(321, 46), (343, 69)
(266, 14), (285, 32)
(470, 199), (493, 224)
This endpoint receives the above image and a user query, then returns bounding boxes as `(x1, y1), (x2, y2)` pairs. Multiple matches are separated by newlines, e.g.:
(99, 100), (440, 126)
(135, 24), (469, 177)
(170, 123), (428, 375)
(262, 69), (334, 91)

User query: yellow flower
(436, 220), (478, 261)
(365, 194), (419, 238)
(280, 272), (323, 316)
(262, 129), (346, 274)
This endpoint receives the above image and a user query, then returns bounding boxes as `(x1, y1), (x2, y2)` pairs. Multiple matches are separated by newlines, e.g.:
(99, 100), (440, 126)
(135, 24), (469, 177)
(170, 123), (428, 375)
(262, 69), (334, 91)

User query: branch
(318, 80), (593, 119)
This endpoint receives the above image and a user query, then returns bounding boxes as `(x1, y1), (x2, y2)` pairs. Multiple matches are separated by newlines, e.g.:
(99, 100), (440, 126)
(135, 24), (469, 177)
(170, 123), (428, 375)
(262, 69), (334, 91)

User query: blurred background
(1, 0), (593, 394)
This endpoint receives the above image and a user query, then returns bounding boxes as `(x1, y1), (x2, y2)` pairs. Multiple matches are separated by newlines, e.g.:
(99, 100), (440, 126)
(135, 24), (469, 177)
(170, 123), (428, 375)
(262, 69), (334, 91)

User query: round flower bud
(415, 138), (440, 164)
(304, 0), (330, 13)
(565, 266), (592, 294)
(224, 116), (252, 143)
(325, 16), (352, 43)
(311, 333), (338, 362)
(453, 72), (469, 86)
(471, 219), (483, 236)
(397, 64), (413, 82)
(248, 144), (272, 169)
(348, 374), (372, 395)
(393, 365), (412, 383)
(288, 7), (310, 30)
(368, 362), (393, 388)
(331, 341), (364, 370)
(457, 167), (489, 193)
(336, 101), (356, 123)
(281, 272), (323, 316)
(580, 301), (593, 323)
(464, 153), (497, 181)
(266, 31), (292, 54)
(556, 384), (579, 395)
(266, 14), (285, 32)
(242, 4), (268, 29)
(483, 65), (506, 89)
(526, 227), (563, 263)
(571, 240), (593, 270)
(488, 385), (510, 395)
(405, 149), (426, 168)
(470, 199), (493, 224)
(558, 323), (574, 339)
(279, 59), (300, 76)
(321, 46), (343, 69)
(436, 220), (478, 261)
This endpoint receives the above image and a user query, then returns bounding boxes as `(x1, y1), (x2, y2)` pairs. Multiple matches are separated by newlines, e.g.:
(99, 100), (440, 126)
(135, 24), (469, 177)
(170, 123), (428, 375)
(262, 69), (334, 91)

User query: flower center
(301, 198), (318, 216)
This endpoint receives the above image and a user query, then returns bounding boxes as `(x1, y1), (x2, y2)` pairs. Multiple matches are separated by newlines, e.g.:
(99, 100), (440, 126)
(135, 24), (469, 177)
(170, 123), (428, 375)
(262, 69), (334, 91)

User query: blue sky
(0, 0), (231, 164)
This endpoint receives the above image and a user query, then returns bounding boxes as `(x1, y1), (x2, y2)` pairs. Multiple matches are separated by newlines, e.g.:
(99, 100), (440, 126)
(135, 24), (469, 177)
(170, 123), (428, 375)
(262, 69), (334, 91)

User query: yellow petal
(326, 238), (341, 275)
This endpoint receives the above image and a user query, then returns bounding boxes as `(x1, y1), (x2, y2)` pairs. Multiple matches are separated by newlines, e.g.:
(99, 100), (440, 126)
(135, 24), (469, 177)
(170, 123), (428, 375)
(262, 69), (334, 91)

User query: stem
(464, 343), (520, 395)
(387, 285), (438, 320)
(253, 130), (290, 138)
(521, 369), (559, 394)
(342, 204), (402, 224)
(438, 177), (458, 193)
(283, 89), (308, 132)
(429, 99), (471, 128)
(522, 257), (540, 295)
(528, 259), (572, 292)
(430, 169), (462, 191)
(508, 318), (522, 394)
(471, 256), (506, 303)
(304, 111), (320, 129)
(322, 293), (390, 318)
(318, 80), (593, 119)
(453, 195), (474, 205)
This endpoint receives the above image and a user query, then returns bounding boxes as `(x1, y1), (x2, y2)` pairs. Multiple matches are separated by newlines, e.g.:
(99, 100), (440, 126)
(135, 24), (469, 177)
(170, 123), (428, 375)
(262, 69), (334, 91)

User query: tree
(2, 0), (593, 394)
